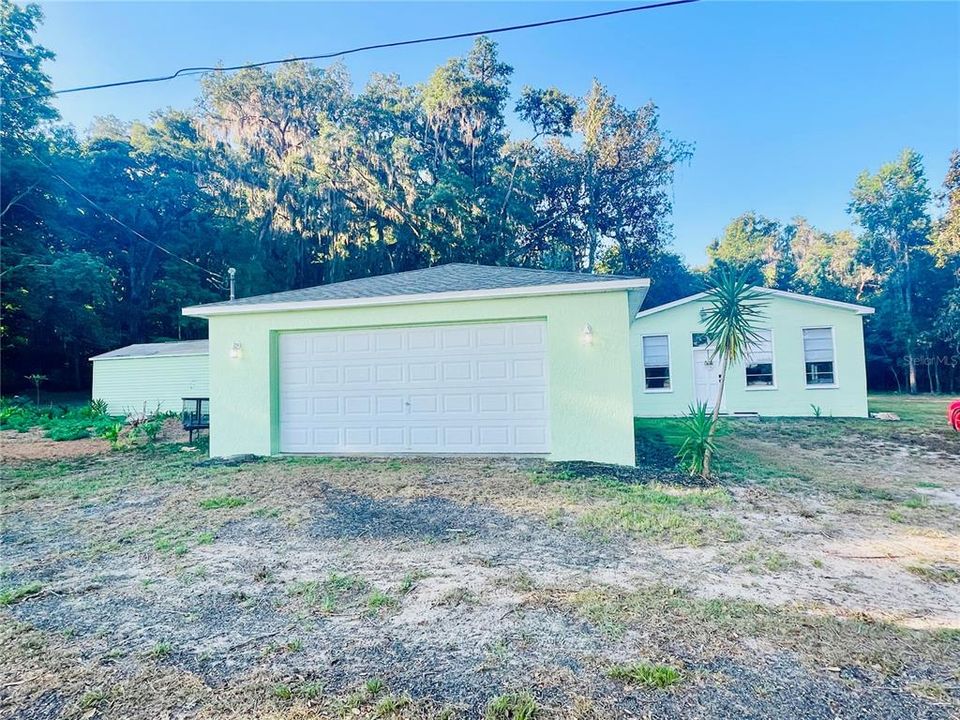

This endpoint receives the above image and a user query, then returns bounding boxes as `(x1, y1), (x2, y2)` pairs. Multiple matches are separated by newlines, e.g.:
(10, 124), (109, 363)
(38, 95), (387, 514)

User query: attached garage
(90, 340), (209, 415)
(183, 264), (648, 465)
(277, 321), (549, 454)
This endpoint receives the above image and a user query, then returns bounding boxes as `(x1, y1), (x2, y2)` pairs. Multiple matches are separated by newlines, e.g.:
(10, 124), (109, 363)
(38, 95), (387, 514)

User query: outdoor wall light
(230, 342), (242, 359)
(581, 323), (594, 345)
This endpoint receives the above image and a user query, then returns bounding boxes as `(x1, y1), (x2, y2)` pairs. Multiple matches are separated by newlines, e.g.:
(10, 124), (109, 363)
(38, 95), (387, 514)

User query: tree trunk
(702, 352), (729, 479)
(902, 245), (918, 394)
(888, 362), (902, 393)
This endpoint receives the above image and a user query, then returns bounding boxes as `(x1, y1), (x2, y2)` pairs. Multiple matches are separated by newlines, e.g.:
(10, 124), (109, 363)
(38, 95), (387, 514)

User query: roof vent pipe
(227, 267), (236, 301)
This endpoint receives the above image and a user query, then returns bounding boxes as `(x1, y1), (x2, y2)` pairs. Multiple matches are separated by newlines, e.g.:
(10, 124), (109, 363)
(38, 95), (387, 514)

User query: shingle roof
(186, 263), (647, 313)
(90, 339), (208, 361)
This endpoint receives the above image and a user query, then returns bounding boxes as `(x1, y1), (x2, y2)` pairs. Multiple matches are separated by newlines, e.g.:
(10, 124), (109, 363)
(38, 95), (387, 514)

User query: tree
(523, 81), (692, 274)
(707, 212), (788, 287)
(848, 149), (932, 394)
(699, 269), (767, 478)
(929, 149), (960, 266)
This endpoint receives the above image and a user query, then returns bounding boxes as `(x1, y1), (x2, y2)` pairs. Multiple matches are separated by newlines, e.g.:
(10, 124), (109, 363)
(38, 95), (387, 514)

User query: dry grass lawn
(1, 394), (958, 719)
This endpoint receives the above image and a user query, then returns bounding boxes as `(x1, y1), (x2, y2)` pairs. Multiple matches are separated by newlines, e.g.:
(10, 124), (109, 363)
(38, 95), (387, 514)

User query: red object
(949, 400), (960, 432)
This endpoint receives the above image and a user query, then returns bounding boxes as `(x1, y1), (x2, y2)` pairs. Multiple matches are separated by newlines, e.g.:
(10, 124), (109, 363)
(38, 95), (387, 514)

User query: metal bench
(182, 397), (210, 443)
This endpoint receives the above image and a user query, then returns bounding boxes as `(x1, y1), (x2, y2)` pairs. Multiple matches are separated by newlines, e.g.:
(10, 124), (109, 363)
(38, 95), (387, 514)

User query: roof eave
(634, 288), (875, 319)
(89, 352), (208, 361)
(182, 279), (650, 318)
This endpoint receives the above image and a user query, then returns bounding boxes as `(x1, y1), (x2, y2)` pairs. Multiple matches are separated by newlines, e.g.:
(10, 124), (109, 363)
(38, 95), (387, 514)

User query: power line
(30, 0), (699, 99)
(28, 151), (224, 284)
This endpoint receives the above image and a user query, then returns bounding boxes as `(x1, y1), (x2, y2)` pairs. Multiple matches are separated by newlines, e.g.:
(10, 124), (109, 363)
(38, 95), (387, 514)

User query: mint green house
(110, 263), (874, 466)
(90, 340), (209, 415)
(631, 288), (874, 418)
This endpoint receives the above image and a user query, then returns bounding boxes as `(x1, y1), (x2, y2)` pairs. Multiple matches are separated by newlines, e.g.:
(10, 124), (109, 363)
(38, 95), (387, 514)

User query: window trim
(640, 333), (673, 394)
(801, 326), (839, 389)
(744, 328), (777, 391)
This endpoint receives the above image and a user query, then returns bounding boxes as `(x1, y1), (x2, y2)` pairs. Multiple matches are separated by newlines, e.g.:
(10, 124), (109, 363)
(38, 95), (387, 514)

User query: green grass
(290, 573), (369, 613)
(373, 694), (410, 716)
(565, 583), (957, 674)
(366, 589), (398, 615)
(78, 689), (107, 709)
(536, 469), (741, 546)
(150, 641), (172, 658)
(606, 662), (682, 688)
(867, 393), (953, 429)
(485, 691), (538, 720)
(272, 684), (293, 700)
(0, 581), (42, 606)
(199, 495), (249, 510)
(906, 564), (960, 584)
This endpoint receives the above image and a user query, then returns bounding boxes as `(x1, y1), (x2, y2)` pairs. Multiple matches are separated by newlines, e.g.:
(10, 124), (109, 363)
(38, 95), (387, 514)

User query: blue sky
(35, 1), (959, 265)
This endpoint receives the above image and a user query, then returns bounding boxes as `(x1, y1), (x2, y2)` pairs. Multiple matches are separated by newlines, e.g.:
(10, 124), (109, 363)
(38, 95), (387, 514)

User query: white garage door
(278, 321), (550, 454)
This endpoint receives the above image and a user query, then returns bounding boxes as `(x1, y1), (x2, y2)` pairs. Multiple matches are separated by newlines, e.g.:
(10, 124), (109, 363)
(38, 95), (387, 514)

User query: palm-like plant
(676, 402), (716, 477)
(699, 269), (767, 477)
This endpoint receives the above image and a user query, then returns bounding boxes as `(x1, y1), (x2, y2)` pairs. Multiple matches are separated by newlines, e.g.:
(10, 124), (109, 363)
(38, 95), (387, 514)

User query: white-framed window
(744, 329), (775, 388)
(642, 334), (671, 391)
(803, 327), (836, 386)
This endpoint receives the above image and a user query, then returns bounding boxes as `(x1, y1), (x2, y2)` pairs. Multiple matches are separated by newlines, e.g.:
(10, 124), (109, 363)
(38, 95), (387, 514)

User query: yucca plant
(700, 269), (767, 478)
(677, 401), (716, 477)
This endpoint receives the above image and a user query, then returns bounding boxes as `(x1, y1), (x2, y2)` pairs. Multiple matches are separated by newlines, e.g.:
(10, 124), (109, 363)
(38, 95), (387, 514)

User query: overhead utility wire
(28, 151), (224, 283)
(27, 0), (699, 99)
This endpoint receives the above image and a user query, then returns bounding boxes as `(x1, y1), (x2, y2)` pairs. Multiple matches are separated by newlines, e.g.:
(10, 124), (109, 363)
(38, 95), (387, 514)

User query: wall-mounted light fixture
(581, 323), (594, 345)
(230, 342), (243, 359)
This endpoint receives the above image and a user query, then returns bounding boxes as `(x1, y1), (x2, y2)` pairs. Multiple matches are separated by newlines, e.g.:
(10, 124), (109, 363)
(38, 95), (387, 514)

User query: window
(642, 335), (671, 390)
(691, 332), (710, 348)
(803, 327), (835, 385)
(744, 329), (774, 387)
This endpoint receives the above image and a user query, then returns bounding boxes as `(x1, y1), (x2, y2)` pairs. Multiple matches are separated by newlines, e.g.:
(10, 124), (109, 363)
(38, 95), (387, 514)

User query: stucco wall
(205, 291), (637, 465)
(91, 354), (209, 415)
(631, 294), (869, 417)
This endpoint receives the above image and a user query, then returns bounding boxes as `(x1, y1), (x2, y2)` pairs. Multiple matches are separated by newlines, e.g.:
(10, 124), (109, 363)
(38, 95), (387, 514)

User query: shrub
(44, 421), (91, 441)
(100, 422), (125, 449)
(676, 402), (717, 477)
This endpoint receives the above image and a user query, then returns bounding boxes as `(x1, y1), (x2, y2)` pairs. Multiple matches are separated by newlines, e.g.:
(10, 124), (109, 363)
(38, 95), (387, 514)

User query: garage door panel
(279, 321), (549, 454)
(514, 358), (545, 379)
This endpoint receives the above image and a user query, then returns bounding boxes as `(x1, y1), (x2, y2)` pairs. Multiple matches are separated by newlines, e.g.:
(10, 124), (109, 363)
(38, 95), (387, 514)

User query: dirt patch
(1, 428), (110, 462)
(2, 420), (960, 718)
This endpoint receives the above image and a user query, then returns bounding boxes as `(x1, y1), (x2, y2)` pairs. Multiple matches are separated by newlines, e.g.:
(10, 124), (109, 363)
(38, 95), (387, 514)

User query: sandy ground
(1, 418), (958, 719)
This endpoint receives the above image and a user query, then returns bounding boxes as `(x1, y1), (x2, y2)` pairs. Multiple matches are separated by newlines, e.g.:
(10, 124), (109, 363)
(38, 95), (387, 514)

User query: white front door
(278, 321), (550, 454)
(692, 334), (722, 411)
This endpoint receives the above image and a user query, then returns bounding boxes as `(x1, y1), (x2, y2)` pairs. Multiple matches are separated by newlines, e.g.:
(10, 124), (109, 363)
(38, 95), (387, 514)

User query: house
(631, 289), (874, 418)
(88, 263), (873, 465)
(90, 339), (209, 415)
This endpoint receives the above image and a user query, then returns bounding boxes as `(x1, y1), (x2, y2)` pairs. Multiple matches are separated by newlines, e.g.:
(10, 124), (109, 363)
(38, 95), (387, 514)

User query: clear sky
(34, 1), (960, 265)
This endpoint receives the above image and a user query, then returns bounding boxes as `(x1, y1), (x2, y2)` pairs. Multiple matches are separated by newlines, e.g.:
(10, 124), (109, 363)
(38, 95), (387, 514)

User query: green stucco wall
(91, 354), (209, 415)
(205, 291), (637, 465)
(631, 294), (869, 417)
